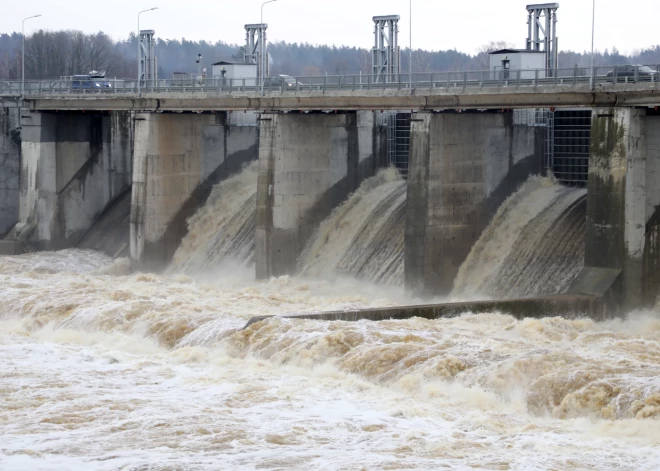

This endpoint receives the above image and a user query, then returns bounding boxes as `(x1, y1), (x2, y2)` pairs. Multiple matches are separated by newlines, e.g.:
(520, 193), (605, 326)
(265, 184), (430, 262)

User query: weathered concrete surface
(243, 294), (606, 329)
(642, 114), (660, 305)
(584, 108), (660, 310)
(16, 111), (133, 250)
(0, 107), (20, 237)
(130, 112), (258, 270)
(405, 111), (543, 296)
(21, 82), (660, 112)
(255, 111), (386, 279)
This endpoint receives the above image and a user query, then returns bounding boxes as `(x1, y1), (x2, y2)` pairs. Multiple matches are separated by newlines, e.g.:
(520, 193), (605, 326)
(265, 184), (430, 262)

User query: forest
(1, 29), (660, 80)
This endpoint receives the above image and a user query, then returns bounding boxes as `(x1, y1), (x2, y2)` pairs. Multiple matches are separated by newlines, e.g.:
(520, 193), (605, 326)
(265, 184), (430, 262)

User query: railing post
(398, 73), (401, 90)
(368, 75), (371, 90)
(463, 71), (467, 89)
(323, 75), (327, 92)
(480, 70), (484, 88)
(573, 66), (577, 86)
(534, 69), (539, 87)
(352, 75), (356, 91)
(446, 72), (450, 90)
(430, 73), (434, 91)
(634, 65), (639, 83)
(338, 75), (342, 91)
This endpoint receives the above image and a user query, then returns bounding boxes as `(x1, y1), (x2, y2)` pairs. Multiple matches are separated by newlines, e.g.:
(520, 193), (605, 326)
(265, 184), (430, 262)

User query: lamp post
(409, 0), (412, 88)
(590, 0), (595, 89)
(22, 14), (41, 96)
(261, 0), (277, 93)
(137, 7), (158, 97)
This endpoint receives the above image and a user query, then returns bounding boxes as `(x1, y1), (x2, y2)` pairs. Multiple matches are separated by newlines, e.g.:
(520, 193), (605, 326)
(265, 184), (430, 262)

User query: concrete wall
(16, 110), (132, 250)
(256, 111), (387, 279)
(585, 108), (660, 310)
(130, 112), (258, 270)
(405, 111), (543, 296)
(0, 106), (20, 237)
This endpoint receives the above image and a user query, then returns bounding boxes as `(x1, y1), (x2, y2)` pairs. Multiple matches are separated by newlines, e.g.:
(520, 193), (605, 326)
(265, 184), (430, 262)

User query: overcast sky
(4, 0), (658, 56)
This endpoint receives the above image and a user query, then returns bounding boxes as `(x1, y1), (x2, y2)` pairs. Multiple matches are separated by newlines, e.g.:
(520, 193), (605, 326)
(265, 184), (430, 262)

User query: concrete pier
(405, 111), (543, 297)
(581, 108), (660, 309)
(13, 110), (132, 250)
(255, 111), (386, 279)
(0, 107), (20, 237)
(130, 112), (258, 269)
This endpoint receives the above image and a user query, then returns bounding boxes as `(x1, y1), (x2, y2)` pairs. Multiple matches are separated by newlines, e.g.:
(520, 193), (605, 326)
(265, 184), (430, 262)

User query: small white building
(488, 49), (547, 80)
(211, 61), (258, 87)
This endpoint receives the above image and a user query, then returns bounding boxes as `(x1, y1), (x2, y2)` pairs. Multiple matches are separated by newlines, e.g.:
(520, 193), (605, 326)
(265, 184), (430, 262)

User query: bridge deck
(4, 82), (660, 111)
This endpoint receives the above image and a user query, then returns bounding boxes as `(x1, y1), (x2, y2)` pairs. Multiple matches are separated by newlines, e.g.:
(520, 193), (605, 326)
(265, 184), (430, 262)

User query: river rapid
(1, 250), (660, 470)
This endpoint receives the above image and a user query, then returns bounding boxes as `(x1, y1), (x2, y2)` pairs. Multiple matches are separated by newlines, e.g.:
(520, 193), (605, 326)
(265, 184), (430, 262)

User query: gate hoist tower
(526, 3), (559, 73)
(139, 29), (157, 86)
(372, 15), (400, 83)
(244, 24), (268, 86)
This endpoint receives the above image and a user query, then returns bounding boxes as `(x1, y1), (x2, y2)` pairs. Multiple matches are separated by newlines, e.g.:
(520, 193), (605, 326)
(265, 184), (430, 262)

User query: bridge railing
(2, 64), (659, 97)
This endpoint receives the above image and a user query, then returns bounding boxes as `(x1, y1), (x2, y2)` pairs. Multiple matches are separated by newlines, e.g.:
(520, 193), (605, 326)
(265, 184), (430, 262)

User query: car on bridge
(71, 72), (112, 91)
(606, 65), (658, 82)
(263, 74), (304, 89)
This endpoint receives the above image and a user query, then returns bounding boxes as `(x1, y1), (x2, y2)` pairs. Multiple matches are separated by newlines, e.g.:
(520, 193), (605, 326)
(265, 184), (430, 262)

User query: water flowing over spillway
(300, 168), (406, 285)
(168, 162), (258, 274)
(452, 176), (587, 299)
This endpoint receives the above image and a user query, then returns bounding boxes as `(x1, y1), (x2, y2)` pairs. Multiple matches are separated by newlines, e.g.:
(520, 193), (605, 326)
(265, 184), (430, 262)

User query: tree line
(1, 30), (660, 80)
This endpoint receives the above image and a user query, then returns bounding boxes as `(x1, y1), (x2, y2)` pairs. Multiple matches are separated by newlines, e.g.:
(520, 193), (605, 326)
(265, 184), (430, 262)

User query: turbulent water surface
(2, 249), (660, 470)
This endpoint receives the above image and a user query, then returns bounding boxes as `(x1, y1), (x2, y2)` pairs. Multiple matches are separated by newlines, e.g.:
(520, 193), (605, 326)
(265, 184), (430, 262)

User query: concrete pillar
(14, 110), (133, 250)
(130, 112), (259, 269)
(405, 111), (542, 297)
(0, 106), (20, 237)
(584, 107), (651, 310)
(256, 111), (386, 279)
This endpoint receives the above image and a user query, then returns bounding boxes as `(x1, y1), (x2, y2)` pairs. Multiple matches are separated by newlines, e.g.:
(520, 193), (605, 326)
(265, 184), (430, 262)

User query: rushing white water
(168, 162), (258, 274)
(300, 168), (406, 286)
(453, 176), (587, 300)
(2, 250), (660, 470)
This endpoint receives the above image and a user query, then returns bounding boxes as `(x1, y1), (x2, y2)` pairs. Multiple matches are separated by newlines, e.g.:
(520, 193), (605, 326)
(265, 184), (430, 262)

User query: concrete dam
(2, 103), (660, 314)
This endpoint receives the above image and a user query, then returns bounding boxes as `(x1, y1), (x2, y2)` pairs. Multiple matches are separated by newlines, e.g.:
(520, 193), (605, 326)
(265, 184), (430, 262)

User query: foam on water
(2, 250), (660, 470)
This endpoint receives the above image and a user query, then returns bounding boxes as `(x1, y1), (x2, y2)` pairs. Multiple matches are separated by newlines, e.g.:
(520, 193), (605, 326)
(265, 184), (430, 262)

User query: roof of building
(211, 60), (257, 66)
(489, 48), (546, 55)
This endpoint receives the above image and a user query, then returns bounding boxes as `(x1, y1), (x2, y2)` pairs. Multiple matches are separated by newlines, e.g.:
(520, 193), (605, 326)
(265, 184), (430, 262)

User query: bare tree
(475, 40), (515, 70)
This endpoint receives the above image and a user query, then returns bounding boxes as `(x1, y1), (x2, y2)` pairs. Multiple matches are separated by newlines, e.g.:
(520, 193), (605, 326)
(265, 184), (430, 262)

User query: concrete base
(244, 294), (606, 329)
(0, 239), (27, 256)
(255, 111), (386, 279)
(405, 111), (543, 297)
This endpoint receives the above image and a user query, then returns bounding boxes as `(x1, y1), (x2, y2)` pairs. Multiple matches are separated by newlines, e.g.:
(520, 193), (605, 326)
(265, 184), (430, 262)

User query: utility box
(211, 61), (258, 87)
(489, 49), (547, 79)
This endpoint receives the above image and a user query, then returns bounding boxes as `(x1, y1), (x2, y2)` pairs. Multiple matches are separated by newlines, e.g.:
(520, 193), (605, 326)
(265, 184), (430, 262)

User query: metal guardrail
(1, 65), (659, 97)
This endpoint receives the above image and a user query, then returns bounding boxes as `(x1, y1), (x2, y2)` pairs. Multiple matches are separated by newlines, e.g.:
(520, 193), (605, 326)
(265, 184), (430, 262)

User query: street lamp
(409, 0), (412, 88)
(590, 0), (595, 89)
(261, 0), (277, 93)
(22, 14), (42, 96)
(137, 7), (158, 97)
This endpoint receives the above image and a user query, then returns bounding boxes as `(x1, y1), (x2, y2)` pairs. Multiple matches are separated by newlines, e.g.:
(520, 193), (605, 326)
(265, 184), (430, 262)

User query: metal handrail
(2, 64), (659, 97)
